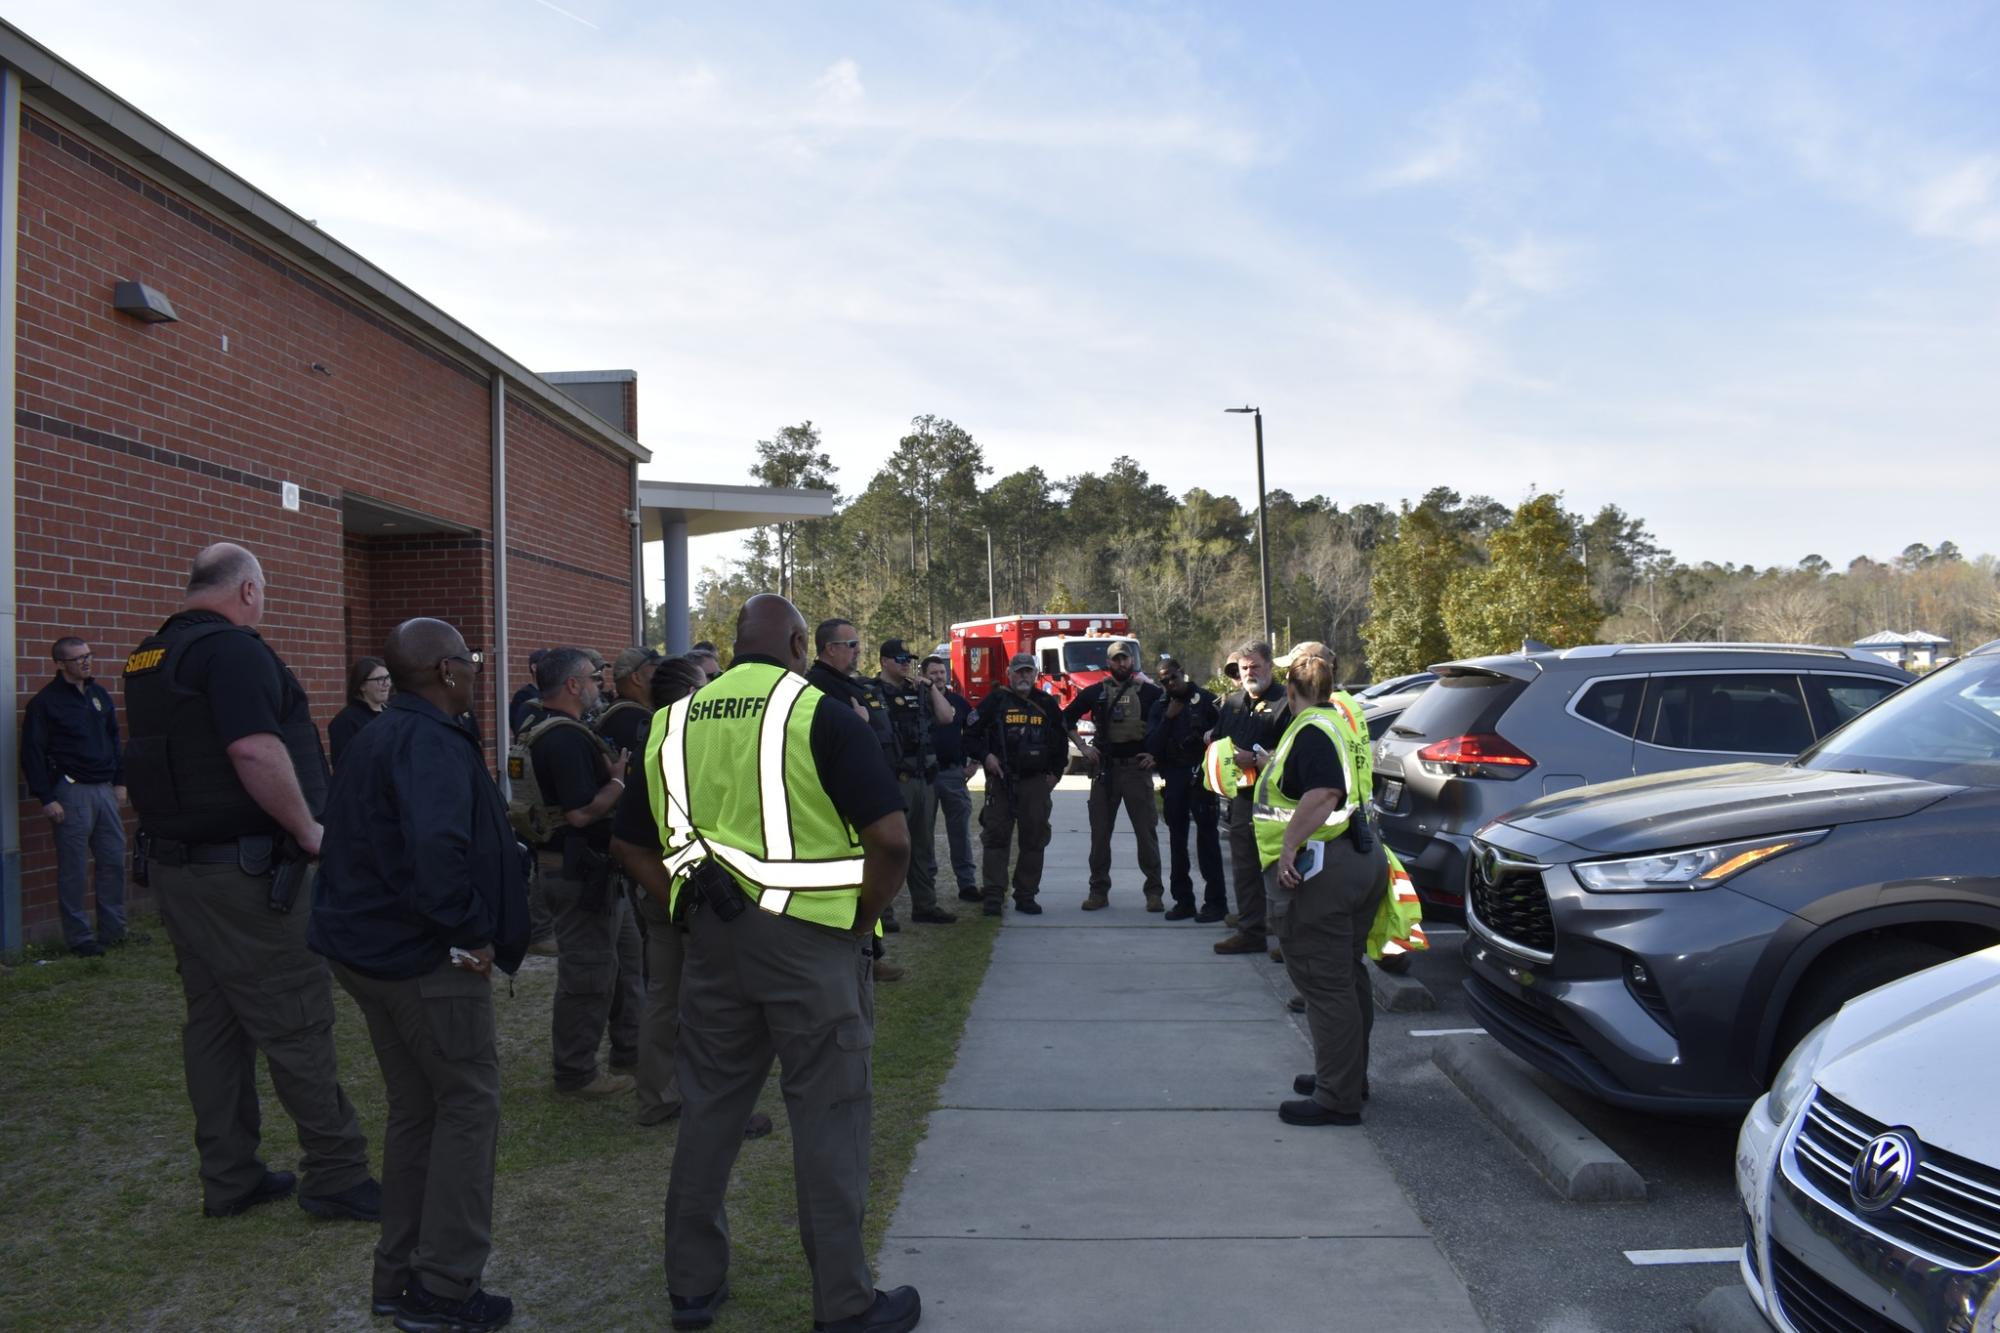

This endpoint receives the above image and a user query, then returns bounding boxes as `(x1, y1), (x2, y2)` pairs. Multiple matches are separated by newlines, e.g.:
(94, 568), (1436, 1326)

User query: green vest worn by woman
(1250, 692), (1373, 869)
(645, 661), (873, 933)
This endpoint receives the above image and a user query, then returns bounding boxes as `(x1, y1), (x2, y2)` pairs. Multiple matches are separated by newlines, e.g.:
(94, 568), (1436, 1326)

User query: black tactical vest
(123, 614), (330, 842)
(877, 678), (935, 778)
(996, 688), (1059, 776)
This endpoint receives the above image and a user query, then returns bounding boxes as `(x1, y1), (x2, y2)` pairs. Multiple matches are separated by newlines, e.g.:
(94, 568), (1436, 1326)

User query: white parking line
(1623, 1248), (1739, 1266)
(1408, 1027), (1486, 1037)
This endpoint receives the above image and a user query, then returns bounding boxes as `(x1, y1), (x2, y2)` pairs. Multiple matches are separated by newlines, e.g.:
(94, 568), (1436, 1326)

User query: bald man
(123, 542), (378, 1222)
(625, 594), (921, 1333)
(311, 618), (527, 1329)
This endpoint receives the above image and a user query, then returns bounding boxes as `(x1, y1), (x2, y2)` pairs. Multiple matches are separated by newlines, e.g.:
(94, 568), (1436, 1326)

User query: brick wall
(11, 107), (638, 942)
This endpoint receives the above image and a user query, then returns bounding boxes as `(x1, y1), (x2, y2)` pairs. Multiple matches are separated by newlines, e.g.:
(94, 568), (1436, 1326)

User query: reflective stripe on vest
(1251, 708), (1360, 868)
(655, 664), (869, 929)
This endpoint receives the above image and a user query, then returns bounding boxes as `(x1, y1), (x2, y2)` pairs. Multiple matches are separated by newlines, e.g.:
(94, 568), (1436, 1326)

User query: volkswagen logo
(1850, 1130), (1919, 1213)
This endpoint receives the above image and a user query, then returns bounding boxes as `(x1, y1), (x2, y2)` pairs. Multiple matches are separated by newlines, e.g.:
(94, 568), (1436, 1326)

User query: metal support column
(490, 371), (510, 789)
(1, 69), (24, 956)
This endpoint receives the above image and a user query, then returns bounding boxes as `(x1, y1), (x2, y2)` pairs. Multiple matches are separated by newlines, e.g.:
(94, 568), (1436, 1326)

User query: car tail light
(1416, 733), (1534, 779)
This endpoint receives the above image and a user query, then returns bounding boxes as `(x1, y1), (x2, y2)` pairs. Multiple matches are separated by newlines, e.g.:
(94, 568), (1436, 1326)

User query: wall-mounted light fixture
(112, 280), (178, 324)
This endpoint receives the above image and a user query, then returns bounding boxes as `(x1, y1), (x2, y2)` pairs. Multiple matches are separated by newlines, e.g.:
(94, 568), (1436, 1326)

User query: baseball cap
(613, 647), (659, 680)
(1109, 644), (1133, 660)
(879, 638), (914, 662)
(1008, 652), (1038, 670)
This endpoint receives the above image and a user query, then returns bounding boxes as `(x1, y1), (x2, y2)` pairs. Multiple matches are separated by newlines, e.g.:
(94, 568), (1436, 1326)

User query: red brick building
(0, 24), (659, 950)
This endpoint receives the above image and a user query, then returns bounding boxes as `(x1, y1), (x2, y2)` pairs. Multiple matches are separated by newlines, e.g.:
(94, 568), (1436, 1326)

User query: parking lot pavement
(878, 792), (1484, 1331)
(1323, 940), (1749, 1333)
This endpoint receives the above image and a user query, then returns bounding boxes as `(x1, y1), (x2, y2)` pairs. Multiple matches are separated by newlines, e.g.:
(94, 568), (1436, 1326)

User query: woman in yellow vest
(1252, 652), (1390, 1126)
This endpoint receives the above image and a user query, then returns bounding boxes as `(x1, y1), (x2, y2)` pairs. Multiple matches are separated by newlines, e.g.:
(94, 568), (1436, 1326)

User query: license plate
(1377, 780), (1403, 810)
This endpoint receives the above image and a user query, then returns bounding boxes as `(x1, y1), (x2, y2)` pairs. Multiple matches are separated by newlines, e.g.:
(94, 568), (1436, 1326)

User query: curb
(1432, 1037), (1646, 1203)
(1368, 960), (1436, 1011)
(1689, 1284), (1765, 1333)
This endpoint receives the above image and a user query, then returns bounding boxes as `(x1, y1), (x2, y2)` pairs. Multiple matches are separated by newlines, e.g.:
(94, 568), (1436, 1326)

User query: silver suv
(1372, 643), (1913, 913)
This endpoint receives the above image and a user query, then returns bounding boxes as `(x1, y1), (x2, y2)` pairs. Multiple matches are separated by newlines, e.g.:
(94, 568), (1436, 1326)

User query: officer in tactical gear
(123, 542), (380, 1222)
(965, 653), (1066, 915)
(596, 647), (660, 756)
(874, 639), (956, 924)
(511, 647), (642, 1096)
(1062, 644), (1165, 911)
(1145, 655), (1227, 922)
(615, 594), (921, 1333)
(805, 619), (905, 979)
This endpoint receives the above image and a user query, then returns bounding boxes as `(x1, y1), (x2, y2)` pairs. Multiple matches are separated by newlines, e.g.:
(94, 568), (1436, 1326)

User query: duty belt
(147, 837), (245, 866)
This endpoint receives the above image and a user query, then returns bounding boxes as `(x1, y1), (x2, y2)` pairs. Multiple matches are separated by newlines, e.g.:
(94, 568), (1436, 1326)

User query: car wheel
(1771, 937), (1955, 1076)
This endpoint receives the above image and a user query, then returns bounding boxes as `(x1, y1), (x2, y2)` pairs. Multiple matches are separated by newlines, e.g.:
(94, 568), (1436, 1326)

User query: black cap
(879, 638), (914, 662)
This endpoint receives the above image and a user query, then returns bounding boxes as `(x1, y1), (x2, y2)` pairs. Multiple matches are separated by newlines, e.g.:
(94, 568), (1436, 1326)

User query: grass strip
(0, 889), (997, 1330)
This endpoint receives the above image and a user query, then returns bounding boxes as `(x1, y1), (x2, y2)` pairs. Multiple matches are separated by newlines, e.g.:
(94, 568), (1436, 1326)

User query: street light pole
(1226, 406), (1274, 648)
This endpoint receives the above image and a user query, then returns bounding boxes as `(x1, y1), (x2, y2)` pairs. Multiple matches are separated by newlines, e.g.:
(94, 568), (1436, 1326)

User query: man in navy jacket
(310, 618), (527, 1332)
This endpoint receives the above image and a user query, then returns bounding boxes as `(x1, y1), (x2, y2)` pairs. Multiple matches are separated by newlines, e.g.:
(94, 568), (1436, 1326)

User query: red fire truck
(948, 613), (1140, 718)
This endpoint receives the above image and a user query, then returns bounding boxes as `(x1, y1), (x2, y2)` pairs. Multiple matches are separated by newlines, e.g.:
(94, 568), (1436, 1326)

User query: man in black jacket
(310, 618), (528, 1333)
(1062, 644), (1164, 911)
(1145, 656), (1226, 922)
(21, 635), (129, 954)
(1211, 641), (1290, 956)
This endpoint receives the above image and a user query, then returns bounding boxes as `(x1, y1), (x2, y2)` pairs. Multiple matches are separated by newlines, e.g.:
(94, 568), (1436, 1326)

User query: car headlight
(1572, 830), (1828, 893)
(1768, 1016), (1835, 1126)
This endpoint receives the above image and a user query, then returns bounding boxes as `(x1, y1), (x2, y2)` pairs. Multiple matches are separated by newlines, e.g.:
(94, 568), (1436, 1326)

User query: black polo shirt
(930, 689), (971, 767)
(614, 656), (903, 852)
(21, 676), (122, 803)
(310, 693), (530, 978)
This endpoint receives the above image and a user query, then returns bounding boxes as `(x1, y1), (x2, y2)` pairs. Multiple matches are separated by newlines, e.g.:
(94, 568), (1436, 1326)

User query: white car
(1735, 944), (2000, 1331)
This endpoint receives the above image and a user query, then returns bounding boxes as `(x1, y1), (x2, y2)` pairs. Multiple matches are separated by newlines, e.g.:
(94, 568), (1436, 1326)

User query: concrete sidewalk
(876, 791), (1484, 1331)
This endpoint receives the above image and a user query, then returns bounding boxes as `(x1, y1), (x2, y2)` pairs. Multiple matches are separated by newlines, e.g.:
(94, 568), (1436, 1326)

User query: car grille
(1769, 1244), (1901, 1333)
(1791, 1090), (2000, 1270)
(1467, 843), (1554, 956)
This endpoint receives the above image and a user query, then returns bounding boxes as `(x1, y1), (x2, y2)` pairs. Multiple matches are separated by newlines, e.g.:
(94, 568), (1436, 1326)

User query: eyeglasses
(364, 673), (391, 685)
(442, 652), (484, 672)
(58, 653), (93, 664)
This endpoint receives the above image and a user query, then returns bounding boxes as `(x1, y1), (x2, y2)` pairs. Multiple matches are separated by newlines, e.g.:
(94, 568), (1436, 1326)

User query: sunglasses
(829, 639), (860, 650)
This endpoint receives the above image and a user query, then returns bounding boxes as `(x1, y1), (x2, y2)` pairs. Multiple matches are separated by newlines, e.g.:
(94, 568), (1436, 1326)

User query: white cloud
(813, 58), (865, 108)
(1462, 233), (1584, 315)
(1365, 67), (1541, 191)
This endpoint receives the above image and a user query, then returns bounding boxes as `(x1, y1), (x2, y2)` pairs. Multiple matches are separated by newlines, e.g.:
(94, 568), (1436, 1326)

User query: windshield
(1800, 655), (2000, 787)
(1063, 640), (1136, 673)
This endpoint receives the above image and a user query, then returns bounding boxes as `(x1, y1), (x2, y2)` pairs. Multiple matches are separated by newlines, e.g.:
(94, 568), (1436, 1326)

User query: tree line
(659, 418), (2000, 681)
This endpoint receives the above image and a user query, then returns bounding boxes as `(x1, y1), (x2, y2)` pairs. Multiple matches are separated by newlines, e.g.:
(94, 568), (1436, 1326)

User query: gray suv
(1372, 643), (1912, 913)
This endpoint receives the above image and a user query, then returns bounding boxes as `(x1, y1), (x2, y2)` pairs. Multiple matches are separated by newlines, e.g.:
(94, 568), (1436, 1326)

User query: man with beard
(1210, 641), (1291, 956)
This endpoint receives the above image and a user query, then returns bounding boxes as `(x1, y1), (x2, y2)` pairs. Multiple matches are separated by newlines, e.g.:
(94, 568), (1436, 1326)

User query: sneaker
(561, 1071), (636, 1097)
(526, 934), (558, 957)
(1195, 905), (1227, 924)
(668, 1278), (729, 1330)
(1144, 892), (1165, 913)
(911, 908), (958, 924)
(203, 1168), (296, 1218)
(301, 1176), (383, 1222)
(1080, 893), (1109, 911)
(872, 958), (906, 982)
(1013, 898), (1043, 915)
(1279, 1097), (1361, 1127)
(1213, 933), (1264, 955)
(394, 1281), (514, 1332)
(1163, 903), (1196, 921)
(814, 1285), (922, 1333)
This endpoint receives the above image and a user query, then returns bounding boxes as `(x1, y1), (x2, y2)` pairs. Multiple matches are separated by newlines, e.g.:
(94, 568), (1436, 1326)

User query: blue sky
(14, 1), (1999, 577)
